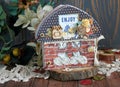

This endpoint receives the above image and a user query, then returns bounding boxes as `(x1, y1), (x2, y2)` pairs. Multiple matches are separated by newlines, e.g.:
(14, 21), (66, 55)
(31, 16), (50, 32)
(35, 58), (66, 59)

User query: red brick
(67, 53), (73, 57)
(80, 45), (89, 49)
(49, 51), (56, 54)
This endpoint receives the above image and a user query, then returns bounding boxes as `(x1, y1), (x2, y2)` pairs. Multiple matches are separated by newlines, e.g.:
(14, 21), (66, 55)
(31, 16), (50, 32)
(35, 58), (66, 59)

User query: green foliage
(0, 5), (15, 61)
(0, 27), (14, 60)
(0, 4), (15, 40)
(3, 0), (58, 17)
(39, 0), (59, 7)
(47, 1), (55, 7)
(40, 0), (46, 7)
(0, 25), (15, 42)
(0, 5), (6, 19)
(0, 0), (59, 63)
(0, 41), (12, 60)
(0, 5), (6, 32)
(5, 0), (19, 16)
(7, 25), (15, 41)
(0, 20), (4, 26)
(10, 0), (18, 3)
(93, 75), (105, 81)
(0, 27), (1, 33)
(8, 6), (19, 16)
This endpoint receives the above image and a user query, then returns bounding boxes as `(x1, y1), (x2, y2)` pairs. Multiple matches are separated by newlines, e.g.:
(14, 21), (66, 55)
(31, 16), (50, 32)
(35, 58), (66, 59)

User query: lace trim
(0, 64), (49, 84)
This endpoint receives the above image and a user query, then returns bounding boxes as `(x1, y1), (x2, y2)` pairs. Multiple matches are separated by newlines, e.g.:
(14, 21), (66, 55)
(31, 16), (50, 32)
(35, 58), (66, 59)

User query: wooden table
(0, 72), (120, 87)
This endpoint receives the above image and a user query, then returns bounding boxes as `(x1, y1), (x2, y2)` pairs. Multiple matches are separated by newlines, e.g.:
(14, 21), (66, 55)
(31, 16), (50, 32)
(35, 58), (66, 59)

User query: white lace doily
(98, 59), (120, 76)
(0, 64), (49, 84)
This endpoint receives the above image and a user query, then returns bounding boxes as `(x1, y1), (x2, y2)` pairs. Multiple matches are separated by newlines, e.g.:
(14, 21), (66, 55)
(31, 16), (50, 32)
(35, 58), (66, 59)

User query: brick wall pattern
(42, 39), (96, 70)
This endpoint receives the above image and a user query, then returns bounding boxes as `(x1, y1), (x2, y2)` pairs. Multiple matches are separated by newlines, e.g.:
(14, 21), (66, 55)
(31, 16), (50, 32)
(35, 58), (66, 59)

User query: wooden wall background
(0, 0), (120, 49)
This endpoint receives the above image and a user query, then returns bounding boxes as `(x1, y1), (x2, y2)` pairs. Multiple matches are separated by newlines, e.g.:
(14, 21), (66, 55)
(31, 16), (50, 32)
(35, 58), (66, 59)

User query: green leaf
(7, 26), (15, 40)
(31, 6), (37, 12)
(40, 0), (46, 7)
(0, 5), (6, 19)
(0, 20), (5, 26)
(0, 27), (15, 43)
(4, 40), (13, 47)
(0, 12), (6, 20)
(11, 0), (18, 4)
(47, 1), (55, 7)
(0, 40), (12, 53)
(0, 27), (1, 33)
(0, 53), (5, 60)
(1, 47), (11, 52)
(9, 10), (18, 16)
(0, 5), (3, 13)
(93, 75), (105, 81)
(0, 36), (5, 43)
(7, 6), (18, 16)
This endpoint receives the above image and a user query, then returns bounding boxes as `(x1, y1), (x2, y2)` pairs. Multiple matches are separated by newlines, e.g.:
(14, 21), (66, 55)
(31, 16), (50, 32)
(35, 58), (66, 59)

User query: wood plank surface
(48, 79), (63, 87)
(0, 72), (120, 87)
(27, 78), (36, 87)
(62, 81), (78, 87)
(3, 81), (18, 87)
(0, 83), (5, 87)
(33, 78), (49, 87)
(107, 78), (120, 87)
(92, 79), (109, 87)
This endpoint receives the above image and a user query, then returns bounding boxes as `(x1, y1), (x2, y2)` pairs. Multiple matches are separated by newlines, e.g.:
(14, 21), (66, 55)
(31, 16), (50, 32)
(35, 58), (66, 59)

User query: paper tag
(59, 14), (79, 31)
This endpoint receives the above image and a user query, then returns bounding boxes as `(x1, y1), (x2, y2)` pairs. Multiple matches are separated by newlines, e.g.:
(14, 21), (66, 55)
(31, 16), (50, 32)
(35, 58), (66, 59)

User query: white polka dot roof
(35, 5), (101, 42)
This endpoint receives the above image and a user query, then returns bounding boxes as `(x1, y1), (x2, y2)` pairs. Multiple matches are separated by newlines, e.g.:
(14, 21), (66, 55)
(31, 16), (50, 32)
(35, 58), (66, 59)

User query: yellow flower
(3, 54), (11, 64)
(81, 19), (91, 28)
(12, 48), (21, 57)
(62, 32), (67, 37)
(68, 28), (74, 33)
(88, 46), (94, 52)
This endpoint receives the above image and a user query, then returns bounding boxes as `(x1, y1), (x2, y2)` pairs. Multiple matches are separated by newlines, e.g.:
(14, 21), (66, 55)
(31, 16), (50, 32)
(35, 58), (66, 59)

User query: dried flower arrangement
(46, 18), (98, 40)
(0, 0), (58, 65)
(0, 0), (61, 83)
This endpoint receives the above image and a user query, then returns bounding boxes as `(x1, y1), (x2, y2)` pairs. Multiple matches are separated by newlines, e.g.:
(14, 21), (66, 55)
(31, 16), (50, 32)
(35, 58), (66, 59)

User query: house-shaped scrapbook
(35, 5), (102, 80)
